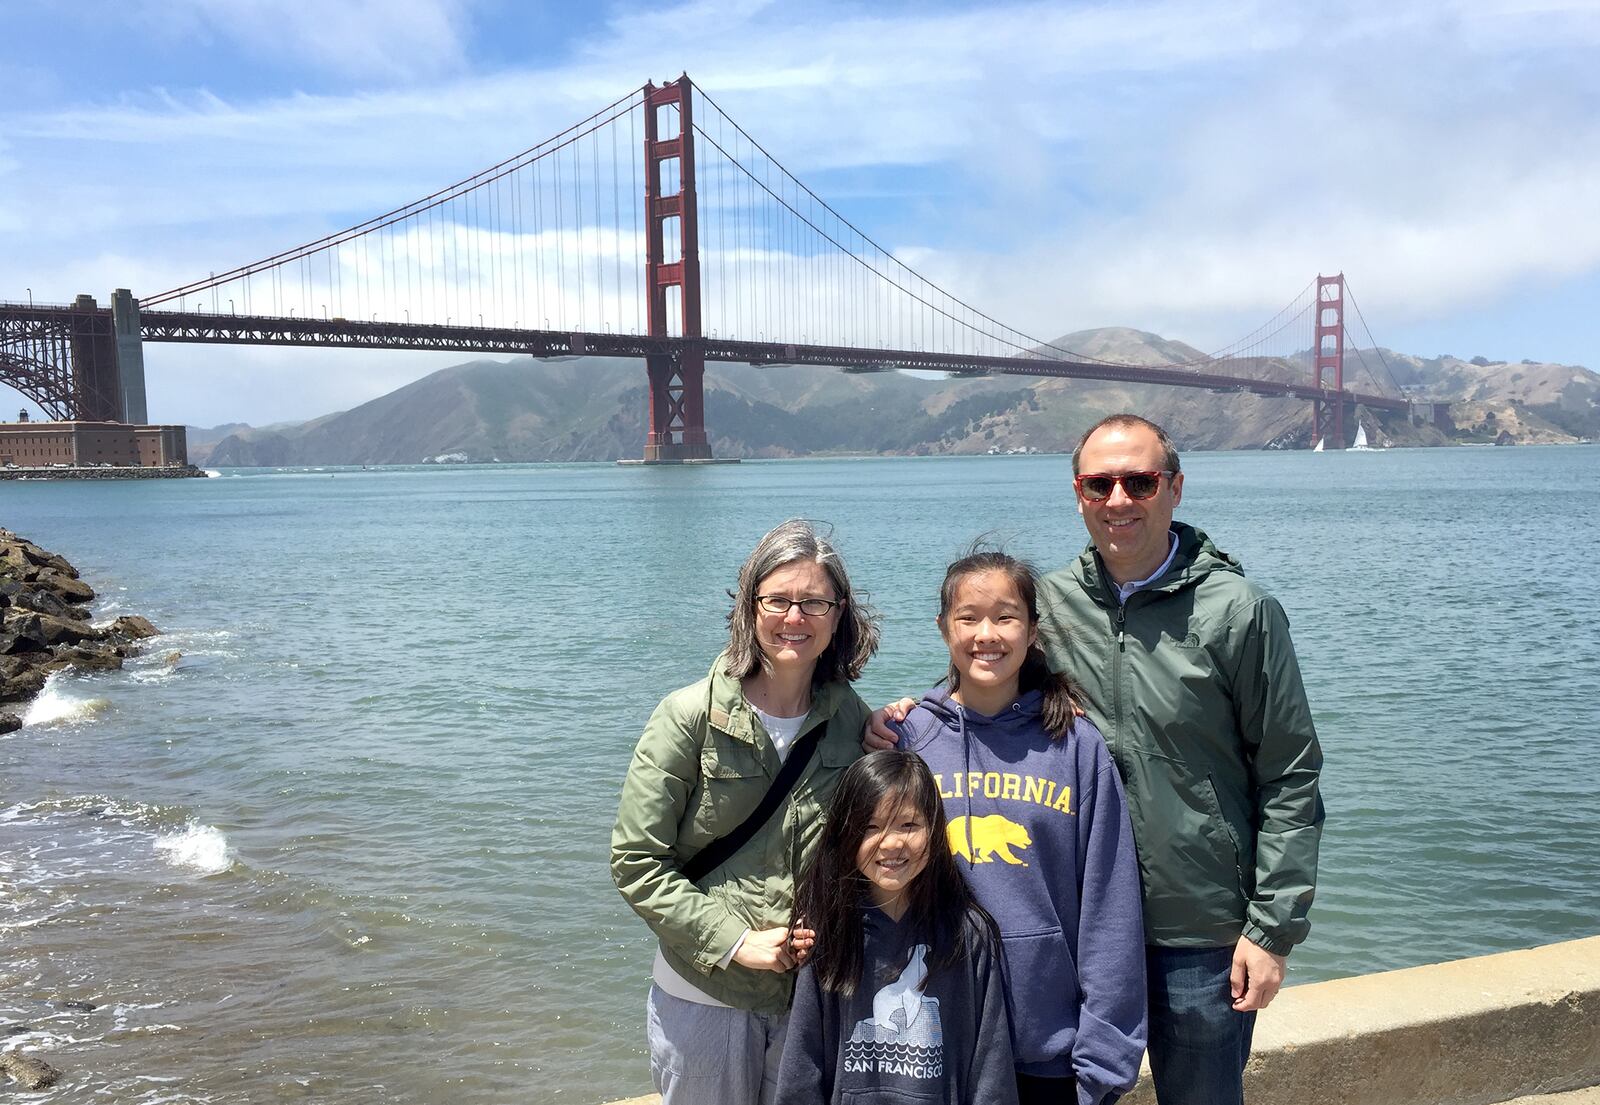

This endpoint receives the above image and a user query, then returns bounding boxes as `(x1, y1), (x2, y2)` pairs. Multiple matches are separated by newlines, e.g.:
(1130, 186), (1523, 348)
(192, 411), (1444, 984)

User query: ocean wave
(21, 672), (112, 728)
(1, 794), (188, 829)
(153, 822), (234, 875)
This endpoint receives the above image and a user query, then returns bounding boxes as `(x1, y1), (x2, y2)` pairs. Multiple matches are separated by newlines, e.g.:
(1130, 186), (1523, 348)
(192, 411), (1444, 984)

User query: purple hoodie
(893, 688), (1147, 1105)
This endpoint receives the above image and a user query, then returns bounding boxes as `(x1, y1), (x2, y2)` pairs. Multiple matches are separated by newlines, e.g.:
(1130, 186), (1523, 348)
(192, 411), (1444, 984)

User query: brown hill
(203, 330), (1598, 465)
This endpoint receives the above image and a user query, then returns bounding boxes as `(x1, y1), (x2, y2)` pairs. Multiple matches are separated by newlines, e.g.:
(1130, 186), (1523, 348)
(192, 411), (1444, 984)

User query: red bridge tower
(641, 77), (712, 462)
(1312, 273), (1346, 449)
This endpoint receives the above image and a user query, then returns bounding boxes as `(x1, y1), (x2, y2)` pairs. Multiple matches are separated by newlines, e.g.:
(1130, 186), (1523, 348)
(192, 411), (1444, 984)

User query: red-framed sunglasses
(1073, 470), (1174, 502)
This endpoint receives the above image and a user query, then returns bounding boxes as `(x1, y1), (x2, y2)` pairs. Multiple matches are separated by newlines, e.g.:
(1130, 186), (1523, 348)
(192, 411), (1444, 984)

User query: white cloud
(137, 0), (473, 81)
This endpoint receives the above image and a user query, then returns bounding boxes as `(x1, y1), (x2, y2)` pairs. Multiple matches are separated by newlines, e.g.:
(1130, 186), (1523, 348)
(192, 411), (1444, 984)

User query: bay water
(2, 446), (1597, 1103)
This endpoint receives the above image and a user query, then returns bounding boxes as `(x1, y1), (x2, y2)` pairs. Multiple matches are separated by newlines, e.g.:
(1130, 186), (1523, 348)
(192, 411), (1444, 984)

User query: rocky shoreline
(0, 465), (207, 481)
(0, 529), (162, 734)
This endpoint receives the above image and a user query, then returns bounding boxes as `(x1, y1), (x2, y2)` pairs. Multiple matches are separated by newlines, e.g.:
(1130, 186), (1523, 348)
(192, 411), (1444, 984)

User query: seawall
(602, 935), (1600, 1105)
(0, 465), (205, 480)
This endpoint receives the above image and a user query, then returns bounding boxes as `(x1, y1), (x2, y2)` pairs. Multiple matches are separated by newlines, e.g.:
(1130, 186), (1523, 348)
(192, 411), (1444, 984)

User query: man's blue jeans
(1146, 946), (1256, 1105)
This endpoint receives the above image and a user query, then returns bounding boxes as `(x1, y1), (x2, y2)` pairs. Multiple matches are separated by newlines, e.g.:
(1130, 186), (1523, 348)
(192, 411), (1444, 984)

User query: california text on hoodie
(893, 689), (1147, 1105)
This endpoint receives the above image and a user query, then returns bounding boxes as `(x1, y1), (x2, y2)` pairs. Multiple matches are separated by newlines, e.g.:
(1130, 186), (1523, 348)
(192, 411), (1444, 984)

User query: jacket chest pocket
(806, 741), (860, 809)
(693, 742), (770, 830)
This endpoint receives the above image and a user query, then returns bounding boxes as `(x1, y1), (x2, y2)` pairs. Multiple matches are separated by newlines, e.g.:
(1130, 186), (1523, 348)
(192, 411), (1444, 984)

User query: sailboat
(1350, 424), (1375, 452)
(1312, 438), (1324, 453)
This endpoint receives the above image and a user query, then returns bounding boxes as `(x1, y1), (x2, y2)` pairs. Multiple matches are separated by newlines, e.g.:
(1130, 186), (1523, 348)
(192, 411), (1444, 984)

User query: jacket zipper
(1113, 601), (1127, 748)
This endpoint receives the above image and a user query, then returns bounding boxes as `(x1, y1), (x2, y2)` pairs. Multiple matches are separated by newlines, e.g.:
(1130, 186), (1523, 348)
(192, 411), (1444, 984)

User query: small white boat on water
(1350, 424), (1376, 451)
(1312, 438), (1324, 453)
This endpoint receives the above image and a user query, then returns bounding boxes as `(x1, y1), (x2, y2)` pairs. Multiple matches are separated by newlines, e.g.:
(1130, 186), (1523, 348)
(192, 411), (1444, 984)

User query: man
(869, 413), (1323, 1105)
(1039, 413), (1323, 1104)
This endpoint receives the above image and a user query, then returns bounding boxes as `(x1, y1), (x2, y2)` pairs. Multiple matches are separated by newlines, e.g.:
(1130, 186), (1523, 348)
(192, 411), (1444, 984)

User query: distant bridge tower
(1312, 273), (1346, 449)
(640, 76), (712, 462)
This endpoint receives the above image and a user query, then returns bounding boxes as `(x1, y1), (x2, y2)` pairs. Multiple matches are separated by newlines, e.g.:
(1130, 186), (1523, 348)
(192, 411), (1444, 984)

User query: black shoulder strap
(681, 723), (826, 884)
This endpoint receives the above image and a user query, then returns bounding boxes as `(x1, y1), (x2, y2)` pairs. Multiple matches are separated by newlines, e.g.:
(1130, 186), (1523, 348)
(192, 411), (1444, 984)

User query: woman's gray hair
(724, 519), (880, 685)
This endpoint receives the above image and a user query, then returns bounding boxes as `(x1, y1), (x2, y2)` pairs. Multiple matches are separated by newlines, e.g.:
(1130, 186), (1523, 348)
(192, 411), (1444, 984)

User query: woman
(611, 519), (878, 1105)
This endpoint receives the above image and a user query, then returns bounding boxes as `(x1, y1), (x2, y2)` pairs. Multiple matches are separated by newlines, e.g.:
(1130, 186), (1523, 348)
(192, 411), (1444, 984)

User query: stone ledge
(602, 935), (1600, 1105)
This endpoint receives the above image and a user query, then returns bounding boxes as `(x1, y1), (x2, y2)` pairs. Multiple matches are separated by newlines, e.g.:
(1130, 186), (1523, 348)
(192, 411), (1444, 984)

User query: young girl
(893, 549), (1147, 1105)
(774, 750), (1020, 1105)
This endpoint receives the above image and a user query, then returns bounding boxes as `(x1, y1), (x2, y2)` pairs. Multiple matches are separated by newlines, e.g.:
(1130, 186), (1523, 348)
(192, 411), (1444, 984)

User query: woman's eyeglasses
(756, 595), (840, 616)
(1073, 470), (1174, 503)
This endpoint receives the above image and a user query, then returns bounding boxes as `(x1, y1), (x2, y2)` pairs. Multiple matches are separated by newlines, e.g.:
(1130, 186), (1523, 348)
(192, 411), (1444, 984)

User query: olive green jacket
(610, 656), (869, 1014)
(1038, 523), (1324, 955)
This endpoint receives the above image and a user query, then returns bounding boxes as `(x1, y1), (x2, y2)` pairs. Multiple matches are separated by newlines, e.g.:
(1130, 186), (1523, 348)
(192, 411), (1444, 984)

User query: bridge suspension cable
(143, 88), (655, 337)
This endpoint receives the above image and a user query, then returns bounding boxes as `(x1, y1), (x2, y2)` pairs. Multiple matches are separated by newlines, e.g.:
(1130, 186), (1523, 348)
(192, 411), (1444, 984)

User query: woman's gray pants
(647, 983), (790, 1105)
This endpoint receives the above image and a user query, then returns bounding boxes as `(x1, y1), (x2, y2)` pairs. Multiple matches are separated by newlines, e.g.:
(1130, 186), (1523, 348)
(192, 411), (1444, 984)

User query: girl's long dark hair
(795, 750), (998, 996)
(939, 545), (1082, 740)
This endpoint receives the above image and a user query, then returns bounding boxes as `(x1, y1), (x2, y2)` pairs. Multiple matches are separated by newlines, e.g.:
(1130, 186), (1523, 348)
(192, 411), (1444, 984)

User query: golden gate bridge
(0, 75), (1421, 460)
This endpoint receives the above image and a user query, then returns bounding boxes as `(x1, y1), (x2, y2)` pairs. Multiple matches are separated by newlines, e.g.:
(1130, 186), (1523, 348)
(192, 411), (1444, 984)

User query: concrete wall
(602, 936), (1600, 1105)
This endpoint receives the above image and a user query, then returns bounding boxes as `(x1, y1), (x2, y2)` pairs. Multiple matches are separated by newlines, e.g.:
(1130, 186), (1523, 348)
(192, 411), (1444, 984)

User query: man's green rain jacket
(611, 656), (869, 1014)
(1038, 522), (1324, 955)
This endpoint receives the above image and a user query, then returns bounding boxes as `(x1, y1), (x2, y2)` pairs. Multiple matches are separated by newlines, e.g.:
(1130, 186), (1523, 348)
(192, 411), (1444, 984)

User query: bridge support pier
(112, 289), (148, 424)
(644, 350), (712, 462)
(69, 294), (124, 422)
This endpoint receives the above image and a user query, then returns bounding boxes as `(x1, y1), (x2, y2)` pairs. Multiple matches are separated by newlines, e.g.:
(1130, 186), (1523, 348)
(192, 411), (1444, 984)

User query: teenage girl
(774, 750), (1020, 1105)
(892, 549), (1147, 1105)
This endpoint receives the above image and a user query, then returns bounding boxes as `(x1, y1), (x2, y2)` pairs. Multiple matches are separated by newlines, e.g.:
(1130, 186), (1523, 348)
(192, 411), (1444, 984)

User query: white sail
(1351, 424), (1373, 451)
(1312, 438), (1324, 453)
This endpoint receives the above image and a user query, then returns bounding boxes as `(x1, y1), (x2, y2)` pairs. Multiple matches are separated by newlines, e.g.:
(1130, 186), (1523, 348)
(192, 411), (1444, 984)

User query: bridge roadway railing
(130, 311), (1410, 414)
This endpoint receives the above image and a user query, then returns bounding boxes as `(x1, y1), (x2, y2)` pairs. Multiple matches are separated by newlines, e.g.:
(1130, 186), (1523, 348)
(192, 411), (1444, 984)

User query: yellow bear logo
(947, 814), (1032, 866)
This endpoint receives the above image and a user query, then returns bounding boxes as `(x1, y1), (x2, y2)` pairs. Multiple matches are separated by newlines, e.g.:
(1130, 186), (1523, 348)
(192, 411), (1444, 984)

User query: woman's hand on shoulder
(732, 926), (800, 973)
(861, 698), (916, 753)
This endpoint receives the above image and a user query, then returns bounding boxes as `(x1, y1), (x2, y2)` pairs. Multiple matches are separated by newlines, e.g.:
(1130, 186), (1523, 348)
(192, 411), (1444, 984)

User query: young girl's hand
(732, 926), (799, 973)
(788, 919), (816, 967)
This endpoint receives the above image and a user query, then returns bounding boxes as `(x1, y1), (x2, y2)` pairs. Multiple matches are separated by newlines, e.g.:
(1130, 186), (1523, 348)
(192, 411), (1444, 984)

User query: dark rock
(11, 586), (75, 620)
(44, 645), (123, 674)
(54, 1000), (96, 1013)
(37, 568), (94, 604)
(0, 713), (18, 734)
(0, 545), (38, 583)
(109, 615), (159, 640)
(17, 541), (77, 577)
(0, 1051), (61, 1089)
(1, 654), (43, 679)
(3, 610), (102, 647)
(1, 631), (49, 656)
(0, 666), (47, 703)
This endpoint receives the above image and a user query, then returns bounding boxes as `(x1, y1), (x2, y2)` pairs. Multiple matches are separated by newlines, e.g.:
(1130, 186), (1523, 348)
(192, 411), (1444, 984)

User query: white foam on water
(153, 822), (233, 875)
(21, 673), (111, 728)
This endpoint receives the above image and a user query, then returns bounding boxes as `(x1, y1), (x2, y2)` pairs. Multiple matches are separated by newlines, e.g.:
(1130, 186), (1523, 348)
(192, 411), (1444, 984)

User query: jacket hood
(899, 686), (1048, 752)
(1072, 520), (1243, 606)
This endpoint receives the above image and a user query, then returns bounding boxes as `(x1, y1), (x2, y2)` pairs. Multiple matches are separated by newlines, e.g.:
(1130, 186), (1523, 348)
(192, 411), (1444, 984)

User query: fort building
(0, 416), (188, 468)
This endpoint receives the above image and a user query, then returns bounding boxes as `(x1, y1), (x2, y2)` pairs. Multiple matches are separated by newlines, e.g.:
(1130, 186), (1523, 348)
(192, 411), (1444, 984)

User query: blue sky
(2, 0), (1598, 426)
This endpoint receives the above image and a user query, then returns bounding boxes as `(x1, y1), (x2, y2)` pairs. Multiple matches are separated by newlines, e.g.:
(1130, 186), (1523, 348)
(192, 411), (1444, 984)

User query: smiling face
(855, 791), (931, 912)
(1075, 423), (1184, 585)
(752, 560), (840, 676)
(939, 569), (1037, 714)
